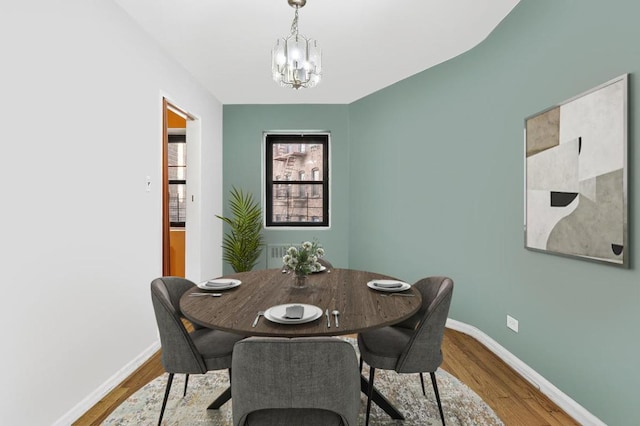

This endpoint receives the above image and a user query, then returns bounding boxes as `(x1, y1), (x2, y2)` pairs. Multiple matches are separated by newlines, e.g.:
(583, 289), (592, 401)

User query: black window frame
(265, 132), (329, 228)
(168, 134), (186, 228)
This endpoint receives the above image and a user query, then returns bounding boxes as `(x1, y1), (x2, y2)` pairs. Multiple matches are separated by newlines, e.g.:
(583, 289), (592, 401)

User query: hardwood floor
(73, 329), (578, 425)
(440, 329), (578, 426)
(73, 351), (165, 426)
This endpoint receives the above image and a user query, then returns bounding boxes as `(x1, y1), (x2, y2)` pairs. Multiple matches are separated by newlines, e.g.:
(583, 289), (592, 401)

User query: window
(265, 133), (329, 227)
(168, 134), (186, 227)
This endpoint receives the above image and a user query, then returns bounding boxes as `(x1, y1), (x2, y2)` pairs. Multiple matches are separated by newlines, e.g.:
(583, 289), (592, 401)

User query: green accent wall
(222, 104), (350, 273)
(349, 1), (639, 424)
(223, 1), (639, 423)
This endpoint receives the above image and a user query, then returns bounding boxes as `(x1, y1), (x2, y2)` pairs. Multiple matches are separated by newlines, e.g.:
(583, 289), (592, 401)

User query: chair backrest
(150, 277), (207, 374)
(395, 276), (454, 373)
(318, 258), (334, 269)
(232, 337), (361, 426)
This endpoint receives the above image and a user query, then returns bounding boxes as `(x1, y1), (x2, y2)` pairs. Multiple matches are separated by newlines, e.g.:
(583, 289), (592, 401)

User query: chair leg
(365, 367), (376, 426)
(430, 372), (445, 426)
(158, 373), (174, 426)
(183, 374), (189, 397)
(419, 372), (426, 396)
(359, 356), (363, 373)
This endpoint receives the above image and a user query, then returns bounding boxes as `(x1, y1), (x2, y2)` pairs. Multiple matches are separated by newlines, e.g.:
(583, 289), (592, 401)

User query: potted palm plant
(216, 187), (264, 272)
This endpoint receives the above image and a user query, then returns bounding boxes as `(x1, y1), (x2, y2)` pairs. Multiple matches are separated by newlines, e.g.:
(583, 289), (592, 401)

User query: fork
(189, 293), (223, 297)
(252, 311), (265, 327)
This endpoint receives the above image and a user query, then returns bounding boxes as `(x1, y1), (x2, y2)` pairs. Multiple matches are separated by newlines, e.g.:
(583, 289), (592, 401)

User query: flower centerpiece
(282, 241), (325, 288)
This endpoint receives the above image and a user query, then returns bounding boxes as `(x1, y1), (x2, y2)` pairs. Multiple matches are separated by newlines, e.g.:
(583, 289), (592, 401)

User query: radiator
(266, 244), (290, 269)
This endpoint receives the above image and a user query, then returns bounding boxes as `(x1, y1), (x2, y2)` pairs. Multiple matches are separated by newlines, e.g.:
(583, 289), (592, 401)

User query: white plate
(312, 265), (327, 273)
(197, 278), (242, 291)
(264, 304), (323, 325)
(367, 280), (411, 293)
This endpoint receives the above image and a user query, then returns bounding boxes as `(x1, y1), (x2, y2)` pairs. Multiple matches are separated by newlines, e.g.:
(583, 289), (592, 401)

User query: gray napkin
(374, 281), (403, 288)
(205, 280), (233, 288)
(284, 305), (305, 319)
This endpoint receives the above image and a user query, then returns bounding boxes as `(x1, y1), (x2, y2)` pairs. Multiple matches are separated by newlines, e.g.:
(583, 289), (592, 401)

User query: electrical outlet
(507, 315), (519, 333)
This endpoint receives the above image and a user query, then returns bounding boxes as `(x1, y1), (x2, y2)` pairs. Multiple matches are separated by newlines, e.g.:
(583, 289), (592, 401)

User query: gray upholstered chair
(231, 337), (361, 426)
(358, 276), (454, 426)
(317, 257), (334, 269)
(150, 276), (244, 426)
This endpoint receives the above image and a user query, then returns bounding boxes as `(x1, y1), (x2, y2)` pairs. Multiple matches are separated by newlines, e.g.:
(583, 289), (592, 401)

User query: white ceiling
(113, 0), (520, 105)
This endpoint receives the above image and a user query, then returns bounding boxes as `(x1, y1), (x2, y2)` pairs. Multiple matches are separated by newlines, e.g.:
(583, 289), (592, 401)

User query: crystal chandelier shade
(272, 0), (322, 89)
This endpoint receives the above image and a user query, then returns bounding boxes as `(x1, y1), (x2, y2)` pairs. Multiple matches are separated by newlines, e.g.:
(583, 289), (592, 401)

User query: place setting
(188, 278), (242, 297)
(367, 279), (415, 297)
(252, 303), (340, 328)
(260, 303), (323, 325)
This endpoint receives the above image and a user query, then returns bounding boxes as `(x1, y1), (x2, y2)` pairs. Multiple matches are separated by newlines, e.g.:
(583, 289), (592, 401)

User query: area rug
(104, 339), (503, 425)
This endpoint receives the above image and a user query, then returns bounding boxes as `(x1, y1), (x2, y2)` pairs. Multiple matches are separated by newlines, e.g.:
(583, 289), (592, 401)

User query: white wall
(0, 1), (223, 424)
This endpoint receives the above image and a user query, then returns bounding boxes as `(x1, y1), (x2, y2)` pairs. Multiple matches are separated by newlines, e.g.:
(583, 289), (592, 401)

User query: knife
(325, 309), (331, 328)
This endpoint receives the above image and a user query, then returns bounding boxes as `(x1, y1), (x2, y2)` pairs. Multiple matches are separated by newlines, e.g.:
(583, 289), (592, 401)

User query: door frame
(162, 98), (196, 276)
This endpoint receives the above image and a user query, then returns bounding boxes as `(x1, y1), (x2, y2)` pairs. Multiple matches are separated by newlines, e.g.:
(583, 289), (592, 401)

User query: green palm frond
(216, 187), (264, 272)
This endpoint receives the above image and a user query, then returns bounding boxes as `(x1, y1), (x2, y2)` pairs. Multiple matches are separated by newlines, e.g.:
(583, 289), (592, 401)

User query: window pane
(169, 183), (186, 225)
(271, 183), (324, 224)
(168, 142), (187, 180)
(168, 166), (186, 181)
(271, 143), (324, 181)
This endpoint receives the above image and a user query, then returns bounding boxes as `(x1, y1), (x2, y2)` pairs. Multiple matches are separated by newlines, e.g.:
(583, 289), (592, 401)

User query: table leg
(206, 386), (231, 409)
(360, 375), (404, 420)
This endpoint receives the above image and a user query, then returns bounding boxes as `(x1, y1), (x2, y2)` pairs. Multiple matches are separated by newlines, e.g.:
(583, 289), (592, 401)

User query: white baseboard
(446, 318), (605, 426)
(53, 340), (161, 426)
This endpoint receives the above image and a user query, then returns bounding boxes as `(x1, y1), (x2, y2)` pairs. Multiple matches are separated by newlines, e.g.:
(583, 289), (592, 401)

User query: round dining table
(180, 268), (421, 337)
(179, 267), (422, 420)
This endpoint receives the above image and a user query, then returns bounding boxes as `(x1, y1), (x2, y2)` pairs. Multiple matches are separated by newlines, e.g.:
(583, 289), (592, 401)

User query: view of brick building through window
(266, 133), (329, 227)
(168, 133), (186, 226)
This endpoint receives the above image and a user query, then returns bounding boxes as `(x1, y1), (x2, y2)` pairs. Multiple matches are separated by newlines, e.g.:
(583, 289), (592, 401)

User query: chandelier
(272, 0), (322, 89)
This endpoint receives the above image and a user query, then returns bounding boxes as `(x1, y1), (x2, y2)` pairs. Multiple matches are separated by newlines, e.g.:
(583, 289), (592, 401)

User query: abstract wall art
(524, 74), (628, 267)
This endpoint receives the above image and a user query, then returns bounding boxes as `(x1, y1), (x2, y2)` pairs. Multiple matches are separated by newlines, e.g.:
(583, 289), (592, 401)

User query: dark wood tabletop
(180, 268), (422, 337)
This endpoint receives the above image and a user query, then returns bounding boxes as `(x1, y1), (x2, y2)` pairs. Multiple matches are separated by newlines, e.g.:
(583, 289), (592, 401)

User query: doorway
(162, 99), (194, 277)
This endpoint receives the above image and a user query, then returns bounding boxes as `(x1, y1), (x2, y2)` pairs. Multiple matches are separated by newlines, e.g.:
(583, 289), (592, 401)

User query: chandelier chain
(290, 7), (299, 36)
